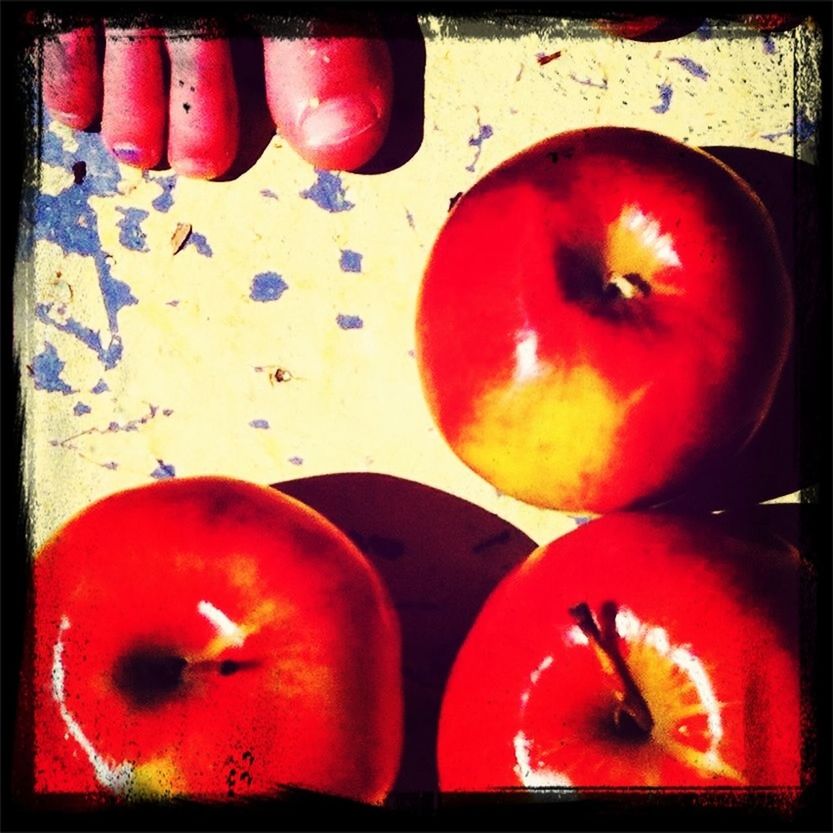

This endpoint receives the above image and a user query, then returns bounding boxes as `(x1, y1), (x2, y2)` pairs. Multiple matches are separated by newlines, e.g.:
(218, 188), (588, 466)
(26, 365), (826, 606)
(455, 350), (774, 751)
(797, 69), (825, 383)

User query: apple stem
(605, 270), (651, 300)
(187, 658), (255, 676)
(569, 601), (654, 735)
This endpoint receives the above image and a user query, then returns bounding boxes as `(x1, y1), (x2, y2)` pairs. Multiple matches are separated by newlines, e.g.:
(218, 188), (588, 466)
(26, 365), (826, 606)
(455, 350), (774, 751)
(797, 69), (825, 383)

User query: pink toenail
(111, 144), (144, 165)
(299, 95), (381, 150)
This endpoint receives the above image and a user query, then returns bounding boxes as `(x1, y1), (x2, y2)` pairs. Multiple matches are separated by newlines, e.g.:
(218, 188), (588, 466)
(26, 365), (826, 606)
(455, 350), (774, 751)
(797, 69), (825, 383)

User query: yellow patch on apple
(457, 363), (647, 509)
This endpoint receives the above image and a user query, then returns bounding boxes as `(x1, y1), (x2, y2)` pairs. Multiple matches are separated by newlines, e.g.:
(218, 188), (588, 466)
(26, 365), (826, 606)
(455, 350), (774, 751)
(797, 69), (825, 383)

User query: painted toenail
(111, 144), (144, 165)
(299, 95), (380, 150)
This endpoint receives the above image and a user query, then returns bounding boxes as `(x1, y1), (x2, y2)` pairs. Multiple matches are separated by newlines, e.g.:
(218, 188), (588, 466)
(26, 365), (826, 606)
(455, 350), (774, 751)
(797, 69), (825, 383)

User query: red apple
(22, 477), (402, 804)
(595, 15), (703, 41)
(437, 511), (803, 791)
(415, 127), (793, 513)
(742, 13), (804, 33)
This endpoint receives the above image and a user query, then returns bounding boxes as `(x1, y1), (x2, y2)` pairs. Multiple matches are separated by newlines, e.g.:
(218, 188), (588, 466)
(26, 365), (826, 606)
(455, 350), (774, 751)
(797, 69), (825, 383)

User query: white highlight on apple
(513, 730), (573, 788)
(513, 606), (737, 786)
(614, 605), (732, 773)
(613, 606), (724, 745)
(513, 329), (540, 381)
(514, 655), (576, 788)
(197, 600), (246, 647)
(619, 205), (681, 269)
(51, 616), (135, 795)
(565, 624), (590, 647)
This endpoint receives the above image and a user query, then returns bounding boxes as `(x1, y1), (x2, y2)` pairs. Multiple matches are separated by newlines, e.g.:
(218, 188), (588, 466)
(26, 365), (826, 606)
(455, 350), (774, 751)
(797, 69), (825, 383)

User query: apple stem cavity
(569, 601), (654, 737)
(112, 649), (259, 710)
(112, 648), (188, 709)
(604, 270), (651, 300)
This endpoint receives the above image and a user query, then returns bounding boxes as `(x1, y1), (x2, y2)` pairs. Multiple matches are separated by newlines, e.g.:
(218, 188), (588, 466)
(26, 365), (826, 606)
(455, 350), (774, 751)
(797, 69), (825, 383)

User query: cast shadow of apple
(665, 146), (822, 513)
(213, 13), (425, 181)
(272, 472), (537, 796)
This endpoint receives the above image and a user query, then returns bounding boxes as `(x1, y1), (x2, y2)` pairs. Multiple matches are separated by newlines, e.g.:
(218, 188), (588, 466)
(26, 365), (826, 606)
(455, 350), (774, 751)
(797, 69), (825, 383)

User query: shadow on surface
(665, 146), (822, 512)
(273, 471), (536, 795)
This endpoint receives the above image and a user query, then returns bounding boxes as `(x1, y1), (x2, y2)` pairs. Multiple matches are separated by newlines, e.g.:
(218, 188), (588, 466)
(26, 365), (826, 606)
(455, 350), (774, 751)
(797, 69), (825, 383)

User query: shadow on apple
(666, 146), (822, 512)
(272, 472), (537, 796)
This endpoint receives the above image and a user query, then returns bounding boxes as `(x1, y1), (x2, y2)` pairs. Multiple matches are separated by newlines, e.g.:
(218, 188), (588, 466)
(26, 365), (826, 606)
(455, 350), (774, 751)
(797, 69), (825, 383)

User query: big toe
(263, 22), (393, 172)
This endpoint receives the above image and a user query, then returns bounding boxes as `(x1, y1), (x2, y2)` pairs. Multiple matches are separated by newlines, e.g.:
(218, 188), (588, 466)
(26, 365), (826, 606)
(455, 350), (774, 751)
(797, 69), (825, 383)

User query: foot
(41, 16), (394, 178)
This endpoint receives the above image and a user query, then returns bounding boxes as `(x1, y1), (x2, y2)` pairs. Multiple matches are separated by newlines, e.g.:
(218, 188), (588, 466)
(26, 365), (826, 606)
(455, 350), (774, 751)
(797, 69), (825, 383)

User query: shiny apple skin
(26, 477), (402, 803)
(415, 127), (793, 513)
(437, 512), (802, 791)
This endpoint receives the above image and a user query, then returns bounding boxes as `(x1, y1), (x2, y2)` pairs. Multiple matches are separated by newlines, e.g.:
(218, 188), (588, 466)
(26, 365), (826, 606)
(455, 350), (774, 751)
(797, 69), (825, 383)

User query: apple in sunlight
(415, 127), (793, 513)
(22, 477), (402, 804)
(437, 512), (804, 791)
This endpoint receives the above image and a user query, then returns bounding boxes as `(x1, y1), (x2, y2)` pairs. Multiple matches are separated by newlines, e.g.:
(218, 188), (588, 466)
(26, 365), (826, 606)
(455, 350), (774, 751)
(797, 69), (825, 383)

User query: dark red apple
(595, 15), (703, 41)
(22, 477), (402, 804)
(742, 13), (804, 33)
(415, 127), (793, 513)
(437, 511), (804, 791)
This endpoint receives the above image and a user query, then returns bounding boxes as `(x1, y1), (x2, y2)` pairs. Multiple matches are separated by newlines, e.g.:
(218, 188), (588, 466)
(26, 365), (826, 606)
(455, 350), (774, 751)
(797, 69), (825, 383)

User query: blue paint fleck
(29, 186), (104, 258)
(150, 460), (176, 479)
(651, 83), (674, 114)
(761, 128), (790, 142)
(339, 250), (363, 273)
(568, 73), (608, 90)
(696, 20), (712, 39)
(116, 206), (150, 252)
(150, 174), (177, 212)
(668, 57), (710, 80)
(82, 405), (164, 440)
(250, 419), (270, 429)
(91, 378), (109, 394)
(300, 171), (355, 212)
(24, 111), (138, 370)
(336, 314), (364, 330)
(573, 516), (592, 526)
(185, 231), (213, 257)
(288, 456), (304, 466)
(250, 272), (289, 302)
(261, 188), (279, 200)
(763, 34), (776, 54)
(36, 304), (126, 369)
(30, 343), (75, 394)
(762, 110), (817, 143)
(468, 123), (493, 147)
(40, 113), (122, 197)
(466, 122), (494, 172)
(73, 401), (91, 416)
(795, 110), (817, 141)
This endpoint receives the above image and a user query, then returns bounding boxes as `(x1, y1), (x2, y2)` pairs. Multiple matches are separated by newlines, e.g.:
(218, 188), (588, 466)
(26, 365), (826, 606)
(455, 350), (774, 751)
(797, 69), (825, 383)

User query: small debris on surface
(171, 222), (192, 255)
(72, 161), (87, 185)
(536, 50), (562, 65)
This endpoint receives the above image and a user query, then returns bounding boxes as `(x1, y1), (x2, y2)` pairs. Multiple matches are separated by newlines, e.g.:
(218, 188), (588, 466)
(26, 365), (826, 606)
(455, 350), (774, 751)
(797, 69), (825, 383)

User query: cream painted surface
(17, 17), (817, 551)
